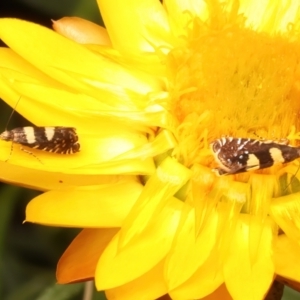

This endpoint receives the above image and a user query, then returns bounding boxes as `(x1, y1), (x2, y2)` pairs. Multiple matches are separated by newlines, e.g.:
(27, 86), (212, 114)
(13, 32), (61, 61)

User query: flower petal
(166, 207), (220, 290)
(200, 284), (233, 300)
(167, 178), (246, 298)
(0, 160), (126, 190)
(97, 0), (174, 54)
(57, 228), (118, 283)
(239, 0), (300, 32)
(105, 260), (167, 299)
(0, 127), (155, 175)
(274, 234), (300, 282)
(0, 19), (161, 94)
(119, 157), (191, 247)
(270, 192), (300, 244)
(223, 215), (274, 300)
(169, 246), (223, 299)
(95, 197), (183, 289)
(26, 180), (143, 226)
(53, 17), (112, 46)
(164, 0), (209, 35)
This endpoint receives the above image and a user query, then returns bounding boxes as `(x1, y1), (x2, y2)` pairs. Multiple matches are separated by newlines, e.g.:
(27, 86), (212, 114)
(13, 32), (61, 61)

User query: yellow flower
(1, 0), (300, 299)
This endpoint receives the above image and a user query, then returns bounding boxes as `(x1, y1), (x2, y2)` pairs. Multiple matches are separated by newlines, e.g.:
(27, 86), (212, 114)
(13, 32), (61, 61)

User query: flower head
(1, 0), (300, 299)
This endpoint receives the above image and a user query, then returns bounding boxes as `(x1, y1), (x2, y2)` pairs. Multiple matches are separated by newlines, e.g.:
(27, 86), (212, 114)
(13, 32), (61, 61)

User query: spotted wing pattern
(0, 126), (80, 154)
(211, 137), (300, 175)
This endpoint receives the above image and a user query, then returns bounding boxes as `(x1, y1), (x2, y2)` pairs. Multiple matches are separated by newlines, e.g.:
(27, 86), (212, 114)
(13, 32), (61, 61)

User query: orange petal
(274, 234), (300, 283)
(57, 228), (118, 283)
(105, 260), (167, 299)
(276, 275), (300, 292)
(200, 284), (233, 300)
(53, 17), (112, 46)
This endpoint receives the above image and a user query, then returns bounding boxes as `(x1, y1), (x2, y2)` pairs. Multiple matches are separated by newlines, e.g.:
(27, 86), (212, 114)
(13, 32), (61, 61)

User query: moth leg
(277, 138), (289, 145)
(244, 164), (260, 171)
(4, 141), (14, 162)
(20, 147), (44, 165)
(213, 165), (257, 176)
(212, 168), (231, 176)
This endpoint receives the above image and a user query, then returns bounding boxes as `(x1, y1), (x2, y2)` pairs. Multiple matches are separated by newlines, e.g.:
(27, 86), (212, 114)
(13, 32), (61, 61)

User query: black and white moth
(0, 126), (80, 155)
(211, 137), (300, 176)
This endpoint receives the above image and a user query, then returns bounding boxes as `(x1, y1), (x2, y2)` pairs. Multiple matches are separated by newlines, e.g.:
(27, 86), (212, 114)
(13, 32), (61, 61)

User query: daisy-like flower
(1, 0), (300, 299)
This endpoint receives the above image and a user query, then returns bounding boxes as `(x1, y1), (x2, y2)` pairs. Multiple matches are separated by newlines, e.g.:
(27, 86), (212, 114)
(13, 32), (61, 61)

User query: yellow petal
(119, 157), (191, 248)
(223, 215), (274, 300)
(274, 234), (300, 282)
(165, 207), (220, 290)
(169, 247), (223, 299)
(165, 0), (209, 24)
(0, 48), (60, 88)
(95, 198), (183, 289)
(97, 0), (174, 55)
(105, 260), (167, 299)
(0, 18), (161, 94)
(26, 180), (143, 226)
(168, 178), (246, 298)
(239, 0), (300, 32)
(0, 160), (127, 190)
(271, 192), (300, 244)
(0, 129), (155, 175)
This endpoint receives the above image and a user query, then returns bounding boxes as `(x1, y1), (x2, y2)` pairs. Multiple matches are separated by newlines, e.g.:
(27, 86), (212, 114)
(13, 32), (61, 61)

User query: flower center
(168, 21), (300, 169)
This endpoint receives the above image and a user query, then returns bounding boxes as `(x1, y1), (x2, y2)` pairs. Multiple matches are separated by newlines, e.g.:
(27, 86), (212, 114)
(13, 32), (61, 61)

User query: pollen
(167, 19), (300, 167)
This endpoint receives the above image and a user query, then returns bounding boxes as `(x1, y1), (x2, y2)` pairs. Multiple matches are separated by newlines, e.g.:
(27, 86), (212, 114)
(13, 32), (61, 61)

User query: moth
(211, 137), (300, 175)
(0, 126), (80, 159)
(0, 126), (80, 155)
(0, 97), (80, 162)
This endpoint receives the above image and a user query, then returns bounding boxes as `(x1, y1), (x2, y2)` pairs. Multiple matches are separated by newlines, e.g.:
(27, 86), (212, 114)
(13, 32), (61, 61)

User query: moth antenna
(5, 96), (22, 130)
(252, 132), (265, 141)
(2, 96), (22, 163)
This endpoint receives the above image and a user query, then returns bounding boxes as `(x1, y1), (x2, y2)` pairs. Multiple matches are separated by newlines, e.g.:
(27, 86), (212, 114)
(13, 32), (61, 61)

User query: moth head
(0, 130), (12, 141)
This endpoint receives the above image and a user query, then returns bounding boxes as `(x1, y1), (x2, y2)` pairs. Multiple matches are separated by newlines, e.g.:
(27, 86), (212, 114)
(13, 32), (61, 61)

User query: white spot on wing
(269, 148), (284, 163)
(45, 127), (55, 141)
(23, 127), (36, 144)
(246, 154), (260, 170)
(221, 137), (227, 145)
